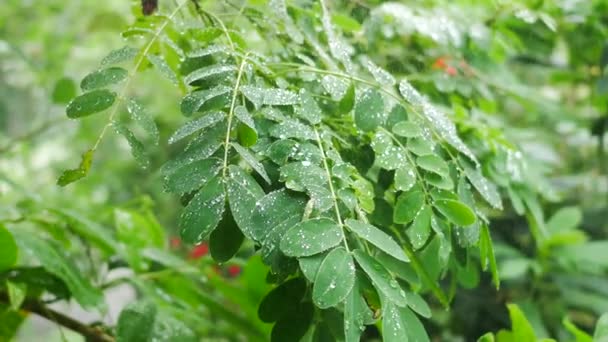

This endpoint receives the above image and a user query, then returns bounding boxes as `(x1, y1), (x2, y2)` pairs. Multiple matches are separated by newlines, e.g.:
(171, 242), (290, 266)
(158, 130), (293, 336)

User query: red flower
(432, 57), (448, 70)
(445, 66), (458, 76)
(189, 243), (209, 259)
(227, 265), (241, 277)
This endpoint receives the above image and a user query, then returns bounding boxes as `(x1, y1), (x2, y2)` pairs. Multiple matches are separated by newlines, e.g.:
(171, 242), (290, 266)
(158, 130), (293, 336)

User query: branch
(0, 292), (114, 342)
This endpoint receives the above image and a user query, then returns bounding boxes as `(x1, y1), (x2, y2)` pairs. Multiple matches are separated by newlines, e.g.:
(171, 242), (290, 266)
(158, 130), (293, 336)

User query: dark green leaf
(299, 252), (327, 282)
(345, 219), (408, 262)
(355, 88), (385, 132)
(258, 277), (307, 323)
(433, 199), (476, 226)
(162, 158), (221, 194)
(114, 122), (150, 169)
(180, 85), (231, 116)
(407, 205), (432, 250)
(179, 176), (226, 243)
(66, 89), (116, 118)
(80, 67), (128, 91)
(168, 111), (225, 144)
(271, 301), (314, 342)
(344, 275), (375, 342)
(313, 247), (356, 309)
(232, 143), (270, 184)
(280, 218), (343, 257)
(210, 210), (244, 262)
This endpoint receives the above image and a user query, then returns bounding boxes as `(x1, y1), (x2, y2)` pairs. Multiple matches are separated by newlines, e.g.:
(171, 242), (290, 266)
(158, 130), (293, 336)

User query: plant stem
(0, 293), (114, 342)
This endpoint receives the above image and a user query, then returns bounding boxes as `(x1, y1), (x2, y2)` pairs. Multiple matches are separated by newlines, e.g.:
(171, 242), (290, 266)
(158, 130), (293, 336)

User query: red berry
(170, 236), (181, 249)
(227, 265), (241, 277)
(432, 57), (447, 70)
(189, 243), (209, 259)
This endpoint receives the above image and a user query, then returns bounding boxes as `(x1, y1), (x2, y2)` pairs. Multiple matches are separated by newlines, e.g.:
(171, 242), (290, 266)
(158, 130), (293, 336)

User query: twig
(0, 292), (114, 342)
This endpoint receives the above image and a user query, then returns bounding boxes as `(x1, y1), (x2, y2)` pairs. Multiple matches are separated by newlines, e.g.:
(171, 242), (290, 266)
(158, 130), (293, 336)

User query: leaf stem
(314, 127), (350, 252)
(222, 56), (248, 179)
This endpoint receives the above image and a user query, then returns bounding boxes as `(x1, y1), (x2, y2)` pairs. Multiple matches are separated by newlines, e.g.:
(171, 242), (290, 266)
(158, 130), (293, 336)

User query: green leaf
(382, 301), (409, 342)
(126, 98), (159, 144)
(506, 304), (537, 342)
(10, 229), (103, 308)
(116, 301), (157, 342)
(547, 206), (582, 233)
(240, 85), (299, 107)
(313, 247), (356, 309)
(179, 176), (226, 243)
(345, 219), (408, 262)
(80, 67), (128, 91)
(407, 138), (434, 156)
(322, 75), (349, 101)
(258, 277), (307, 323)
(184, 64), (237, 85)
(361, 57), (395, 86)
(392, 121), (422, 138)
(232, 143), (270, 184)
(407, 205), (432, 250)
(66, 89), (116, 118)
(51, 77), (77, 104)
(394, 188), (425, 225)
(371, 130), (407, 170)
(6, 281), (26, 311)
(479, 224), (499, 288)
(594, 313), (608, 342)
(405, 291), (431, 318)
(209, 210), (244, 262)
(463, 163), (502, 210)
(226, 166), (265, 239)
(168, 111), (225, 144)
(353, 250), (408, 307)
(234, 105), (256, 132)
(271, 301), (314, 342)
(416, 154), (449, 177)
(297, 89), (322, 124)
(101, 46), (139, 65)
(0, 224), (18, 272)
(299, 252), (327, 282)
(49, 208), (118, 255)
(344, 275), (375, 342)
(113, 122), (150, 169)
(400, 305), (430, 342)
(339, 83), (356, 114)
(151, 314), (196, 342)
(181, 85), (231, 116)
(250, 189), (306, 269)
(147, 54), (179, 85)
(394, 164), (417, 192)
(376, 252), (420, 287)
(563, 317), (593, 342)
(433, 199), (476, 226)
(280, 218), (343, 257)
(270, 119), (316, 141)
(162, 157), (221, 194)
(354, 88), (385, 132)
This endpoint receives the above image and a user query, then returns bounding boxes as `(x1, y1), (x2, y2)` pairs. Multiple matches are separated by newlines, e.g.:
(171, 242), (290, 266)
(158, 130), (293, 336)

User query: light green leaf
(80, 67), (128, 91)
(594, 313), (608, 342)
(168, 111), (224, 144)
(479, 224), (499, 288)
(547, 206), (582, 233)
(179, 176), (226, 243)
(405, 291), (431, 318)
(506, 304), (537, 342)
(376, 252), (420, 287)
(162, 157), (221, 194)
(394, 188), (425, 224)
(355, 88), (385, 132)
(353, 250), (408, 307)
(101, 46), (138, 65)
(270, 118), (316, 141)
(416, 154), (449, 177)
(463, 163), (502, 210)
(382, 302), (409, 342)
(433, 199), (476, 226)
(232, 143), (271, 184)
(345, 219), (408, 262)
(234, 105), (256, 131)
(313, 247), (356, 309)
(0, 224), (18, 272)
(407, 137), (434, 156)
(49, 208), (118, 255)
(392, 121), (422, 138)
(395, 165), (417, 191)
(407, 205), (432, 250)
(280, 218), (343, 257)
(11, 229), (103, 308)
(371, 130), (407, 170)
(226, 166), (265, 239)
(116, 301), (157, 342)
(151, 314), (196, 342)
(126, 98), (159, 144)
(250, 189), (307, 269)
(160, 124), (224, 175)
(6, 281), (26, 311)
(147, 54), (178, 85)
(297, 89), (322, 124)
(400, 305), (430, 342)
(361, 56), (395, 86)
(184, 64), (236, 85)
(51, 77), (77, 104)
(563, 317), (593, 342)
(66, 89), (116, 118)
(114, 122), (150, 169)
(181, 85), (231, 116)
(240, 85), (299, 107)
(322, 75), (349, 101)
